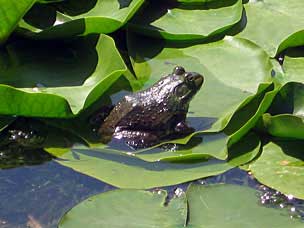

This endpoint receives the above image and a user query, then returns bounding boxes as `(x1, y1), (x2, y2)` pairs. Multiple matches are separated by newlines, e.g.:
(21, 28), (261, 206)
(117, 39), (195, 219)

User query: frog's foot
(174, 121), (195, 135)
(113, 130), (159, 149)
(89, 105), (114, 126)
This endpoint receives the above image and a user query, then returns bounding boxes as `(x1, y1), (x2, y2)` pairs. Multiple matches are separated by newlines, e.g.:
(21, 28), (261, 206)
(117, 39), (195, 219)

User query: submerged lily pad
(0, 34), (127, 117)
(238, 0), (304, 57)
(128, 33), (273, 134)
(19, 0), (145, 38)
(129, 0), (243, 40)
(0, 0), (35, 43)
(249, 141), (304, 199)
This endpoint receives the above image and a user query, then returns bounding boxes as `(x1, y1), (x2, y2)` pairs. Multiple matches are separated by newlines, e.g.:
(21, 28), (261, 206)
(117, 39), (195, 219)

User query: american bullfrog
(99, 66), (204, 148)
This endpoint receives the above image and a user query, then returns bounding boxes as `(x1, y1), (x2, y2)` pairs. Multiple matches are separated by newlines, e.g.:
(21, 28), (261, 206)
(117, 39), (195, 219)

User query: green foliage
(0, 0), (36, 43)
(0, 0), (304, 225)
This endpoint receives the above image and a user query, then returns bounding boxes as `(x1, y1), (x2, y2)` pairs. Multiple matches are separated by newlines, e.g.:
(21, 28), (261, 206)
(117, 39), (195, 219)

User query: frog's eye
(173, 66), (185, 75)
(174, 84), (190, 98)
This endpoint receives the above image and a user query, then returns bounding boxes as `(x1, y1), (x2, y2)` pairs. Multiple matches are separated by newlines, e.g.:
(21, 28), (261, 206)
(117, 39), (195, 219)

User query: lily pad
(0, 34), (127, 117)
(47, 131), (260, 189)
(260, 80), (304, 139)
(0, 0), (35, 43)
(59, 189), (187, 228)
(187, 184), (304, 227)
(52, 148), (233, 189)
(226, 87), (278, 146)
(129, 0), (243, 40)
(282, 48), (304, 84)
(249, 141), (304, 199)
(260, 114), (304, 140)
(128, 33), (273, 134)
(19, 0), (145, 38)
(238, 0), (304, 57)
(59, 183), (302, 228)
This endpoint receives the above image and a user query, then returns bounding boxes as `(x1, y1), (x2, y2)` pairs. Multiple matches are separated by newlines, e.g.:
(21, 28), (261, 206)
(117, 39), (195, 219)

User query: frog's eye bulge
(173, 66), (185, 75)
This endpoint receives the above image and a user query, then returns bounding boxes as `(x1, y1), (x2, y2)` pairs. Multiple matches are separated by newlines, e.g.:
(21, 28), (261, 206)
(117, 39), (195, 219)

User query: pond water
(0, 150), (303, 227)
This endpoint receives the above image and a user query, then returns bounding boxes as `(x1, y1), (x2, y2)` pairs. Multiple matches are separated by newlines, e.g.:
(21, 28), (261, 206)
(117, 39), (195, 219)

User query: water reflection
(0, 161), (113, 228)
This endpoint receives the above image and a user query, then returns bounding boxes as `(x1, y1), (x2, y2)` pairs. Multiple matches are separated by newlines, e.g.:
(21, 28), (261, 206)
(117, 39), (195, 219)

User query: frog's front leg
(174, 121), (195, 135)
(113, 130), (159, 149)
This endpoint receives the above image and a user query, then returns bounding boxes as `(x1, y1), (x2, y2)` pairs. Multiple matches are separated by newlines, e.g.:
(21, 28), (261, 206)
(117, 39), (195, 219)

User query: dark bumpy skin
(99, 66), (204, 148)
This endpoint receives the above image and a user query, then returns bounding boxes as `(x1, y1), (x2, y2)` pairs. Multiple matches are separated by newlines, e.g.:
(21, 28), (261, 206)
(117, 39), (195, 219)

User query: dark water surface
(0, 155), (303, 228)
(0, 159), (114, 228)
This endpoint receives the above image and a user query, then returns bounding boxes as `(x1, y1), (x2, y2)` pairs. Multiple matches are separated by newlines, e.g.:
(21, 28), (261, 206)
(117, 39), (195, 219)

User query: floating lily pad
(0, 0), (35, 43)
(18, 0), (145, 38)
(129, 0), (243, 40)
(187, 184), (304, 227)
(47, 131), (260, 188)
(0, 34), (127, 117)
(249, 141), (304, 199)
(52, 148), (233, 189)
(59, 189), (187, 228)
(59, 183), (302, 227)
(128, 33), (273, 134)
(238, 0), (304, 57)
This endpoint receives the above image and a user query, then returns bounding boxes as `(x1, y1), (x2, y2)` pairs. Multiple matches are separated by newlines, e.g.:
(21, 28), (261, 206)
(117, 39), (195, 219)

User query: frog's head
(171, 66), (204, 102)
(150, 66), (204, 111)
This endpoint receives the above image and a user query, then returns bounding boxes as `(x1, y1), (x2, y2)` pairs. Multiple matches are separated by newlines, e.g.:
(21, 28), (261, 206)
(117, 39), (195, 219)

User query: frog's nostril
(186, 72), (204, 88)
(188, 75), (194, 81)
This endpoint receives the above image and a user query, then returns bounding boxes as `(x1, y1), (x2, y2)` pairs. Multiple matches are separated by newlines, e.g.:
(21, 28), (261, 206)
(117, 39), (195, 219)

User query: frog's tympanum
(99, 66), (204, 149)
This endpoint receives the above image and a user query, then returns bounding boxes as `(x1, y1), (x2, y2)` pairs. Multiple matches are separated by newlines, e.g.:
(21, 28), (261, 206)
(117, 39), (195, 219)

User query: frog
(98, 66), (204, 149)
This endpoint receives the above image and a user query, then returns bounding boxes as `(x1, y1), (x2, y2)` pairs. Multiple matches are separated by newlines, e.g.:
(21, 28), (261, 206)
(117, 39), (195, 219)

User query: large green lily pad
(238, 0), (304, 57)
(129, 0), (243, 40)
(0, 34), (127, 117)
(128, 33), (273, 134)
(0, 0), (36, 43)
(19, 0), (144, 38)
(249, 141), (304, 199)
(47, 132), (260, 189)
